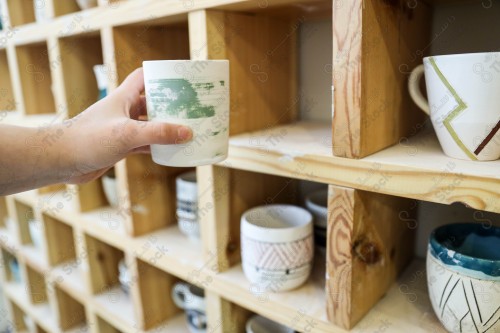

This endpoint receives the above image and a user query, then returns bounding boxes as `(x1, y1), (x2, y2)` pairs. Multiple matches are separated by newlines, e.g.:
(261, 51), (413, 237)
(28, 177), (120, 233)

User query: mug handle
(408, 64), (430, 116)
(172, 283), (189, 309)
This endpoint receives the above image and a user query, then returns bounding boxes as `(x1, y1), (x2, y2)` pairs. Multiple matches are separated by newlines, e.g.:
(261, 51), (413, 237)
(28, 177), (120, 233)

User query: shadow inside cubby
(59, 31), (104, 118)
(42, 214), (76, 267)
(7, 300), (28, 332)
(25, 264), (48, 305)
(13, 200), (36, 246)
(133, 258), (186, 330)
(0, 49), (16, 111)
(52, 0), (81, 17)
(96, 315), (124, 333)
(112, 19), (190, 84)
(53, 286), (87, 331)
(15, 41), (56, 115)
(6, 0), (36, 26)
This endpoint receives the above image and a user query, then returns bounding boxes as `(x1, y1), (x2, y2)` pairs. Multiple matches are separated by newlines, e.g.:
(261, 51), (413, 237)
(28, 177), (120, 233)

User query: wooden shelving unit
(0, 0), (497, 332)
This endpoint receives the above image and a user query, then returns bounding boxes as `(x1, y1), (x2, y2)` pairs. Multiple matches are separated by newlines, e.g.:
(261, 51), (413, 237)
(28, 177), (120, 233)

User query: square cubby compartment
(13, 200), (37, 246)
(52, 0), (81, 17)
(25, 264), (48, 305)
(6, 0), (36, 26)
(112, 19), (189, 84)
(53, 286), (87, 331)
(59, 32), (103, 118)
(85, 235), (133, 326)
(1, 249), (22, 284)
(15, 41), (56, 114)
(0, 49), (16, 111)
(125, 155), (192, 236)
(43, 214), (76, 267)
(96, 315), (124, 333)
(133, 258), (184, 330)
(7, 300), (30, 332)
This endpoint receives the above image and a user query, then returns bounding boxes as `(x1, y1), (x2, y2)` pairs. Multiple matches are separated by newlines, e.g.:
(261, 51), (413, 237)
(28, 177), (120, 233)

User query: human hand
(62, 67), (192, 184)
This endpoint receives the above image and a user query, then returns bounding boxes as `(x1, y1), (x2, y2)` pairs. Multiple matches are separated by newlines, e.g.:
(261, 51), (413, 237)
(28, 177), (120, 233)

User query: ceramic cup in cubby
(176, 171), (199, 239)
(427, 223), (500, 333)
(93, 65), (108, 101)
(118, 259), (130, 295)
(409, 52), (500, 161)
(143, 60), (230, 167)
(76, 0), (98, 10)
(102, 169), (118, 207)
(305, 189), (328, 255)
(246, 315), (294, 333)
(241, 205), (314, 292)
(172, 283), (206, 333)
(28, 219), (43, 249)
(8, 257), (21, 283)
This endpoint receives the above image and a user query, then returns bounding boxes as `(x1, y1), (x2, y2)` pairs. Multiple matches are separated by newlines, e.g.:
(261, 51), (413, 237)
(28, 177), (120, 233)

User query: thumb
(130, 121), (193, 147)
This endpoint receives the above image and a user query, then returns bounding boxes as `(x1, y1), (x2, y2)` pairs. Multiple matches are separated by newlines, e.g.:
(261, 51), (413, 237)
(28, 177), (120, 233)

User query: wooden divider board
(326, 184), (415, 329)
(332, 0), (432, 158)
(205, 290), (251, 333)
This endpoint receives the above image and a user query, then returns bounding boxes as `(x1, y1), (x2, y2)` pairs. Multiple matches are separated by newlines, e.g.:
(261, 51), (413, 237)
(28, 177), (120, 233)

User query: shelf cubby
(123, 155), (192, 236)
(0, 248), (21, 284)
(15, 41), (56, 115)
(7, 300), (28, 332)
(0, 49), (16, 111)
(95, 315), (123, 333)
(25, 264), (48, 305)
(13, 199), (35, 246)
(5, 0), (36, 27)
(53, 286), (87, 331)
(42, 213), (76, 266)
(111, 19), (190, 85)
(52, 0), (81, 18)
(59, 31), (103, 118)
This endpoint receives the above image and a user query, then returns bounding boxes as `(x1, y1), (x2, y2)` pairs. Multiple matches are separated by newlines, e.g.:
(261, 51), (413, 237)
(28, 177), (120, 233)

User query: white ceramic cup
(304, 189), (328, 228)
(172, 283), (206, 333)
(176, 171), (199, 239)
(28, 219), (43, 249)
(76, 0), (98, 10)
(93, 64), (108, 100)
(143, 60), (230, 167)
(102, 171), (118, 207)
(241, 205), (314, 292)
(427, 223), (500, 333)
(409, 52), (500, 161)
(246, 315), (294, 333)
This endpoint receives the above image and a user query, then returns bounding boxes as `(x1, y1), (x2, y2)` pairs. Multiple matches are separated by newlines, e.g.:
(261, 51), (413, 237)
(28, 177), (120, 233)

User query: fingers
(129, 121), (193, 148)
(118, 68), (145, 105)
(130, 95), (147, 120)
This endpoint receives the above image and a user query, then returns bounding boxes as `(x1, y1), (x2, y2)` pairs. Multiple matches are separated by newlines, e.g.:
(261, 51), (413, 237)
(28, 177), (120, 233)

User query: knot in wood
(354, 240), (381, 265)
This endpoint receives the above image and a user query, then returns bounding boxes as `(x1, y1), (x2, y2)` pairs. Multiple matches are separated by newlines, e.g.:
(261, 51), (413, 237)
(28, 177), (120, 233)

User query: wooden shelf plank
(209, 259), (442, 333)
(93, 286), (135, 333)
(50, 262), (86, 304)
(224, 121), (500, 213)
(22, 245), (49, 272)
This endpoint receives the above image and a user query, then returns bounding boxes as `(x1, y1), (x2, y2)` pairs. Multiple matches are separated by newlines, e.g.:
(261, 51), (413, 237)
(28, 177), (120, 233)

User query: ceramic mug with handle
(409, 52), (500, 161)
(172, 283), (206, 333)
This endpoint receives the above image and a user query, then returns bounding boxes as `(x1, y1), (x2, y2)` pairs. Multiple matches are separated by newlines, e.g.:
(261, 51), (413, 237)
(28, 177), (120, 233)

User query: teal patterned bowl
(427, 223), (500, 333)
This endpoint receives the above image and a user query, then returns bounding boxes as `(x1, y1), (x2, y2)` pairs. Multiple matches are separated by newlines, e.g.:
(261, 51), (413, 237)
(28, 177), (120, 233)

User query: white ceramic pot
(102, 172), (118, 207)
(176, 171), (199, 239)
(172, 283), (206, 333)
(118, 259), (130, 295)
(76, 0), (98, 10)
(28, 219), (43, 249)
(241, 205), (314, 292)
(246, 315), (294, 333)
(427, 223), (500, 333)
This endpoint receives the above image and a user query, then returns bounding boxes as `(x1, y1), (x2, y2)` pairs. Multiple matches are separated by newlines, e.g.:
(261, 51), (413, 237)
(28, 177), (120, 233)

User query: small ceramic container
(427, 223), (500, 333)
(241, 204), (314, 292)
(76, 0), (98, 10)
(246, 315), (294, 333)
(176, 171), (199, 239)
(172, 283), (206, 333)
(9, 258), (21, 283)
(118, 259), (130, 295)
(102, 169), (118, 207)
(28, 219), (43, 249)
(93, 64), (108, 100)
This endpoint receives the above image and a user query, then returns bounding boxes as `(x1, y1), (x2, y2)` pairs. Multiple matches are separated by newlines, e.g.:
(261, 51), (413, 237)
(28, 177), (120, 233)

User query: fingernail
(177, 126), (193, 143)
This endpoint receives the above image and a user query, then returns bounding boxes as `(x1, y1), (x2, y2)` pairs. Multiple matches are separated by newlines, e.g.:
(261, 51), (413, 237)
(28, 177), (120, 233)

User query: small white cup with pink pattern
(241, 204), (313, 292)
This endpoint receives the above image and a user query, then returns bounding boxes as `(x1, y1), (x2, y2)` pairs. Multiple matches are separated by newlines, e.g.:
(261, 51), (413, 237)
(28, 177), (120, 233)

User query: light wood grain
(25, 265), (48, 304)
(332, 0), (431, 158)
(0, 49), (16, 110)
(206, 290), (251, 333)
(42, 213), (76, 266)
(326, 185), (414, 328)
(53, 286), (87, 330)
(5, 0), (35, 27)
(15, 42), (56, 115)
(52, 0), (79, 17)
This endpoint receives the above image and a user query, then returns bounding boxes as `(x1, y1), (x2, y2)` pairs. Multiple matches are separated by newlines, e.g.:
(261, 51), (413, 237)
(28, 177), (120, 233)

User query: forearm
(0, 124), (74, 195)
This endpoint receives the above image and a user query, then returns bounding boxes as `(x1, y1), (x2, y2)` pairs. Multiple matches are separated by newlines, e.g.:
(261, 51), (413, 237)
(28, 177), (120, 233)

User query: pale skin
(0, 68), (193, 195)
